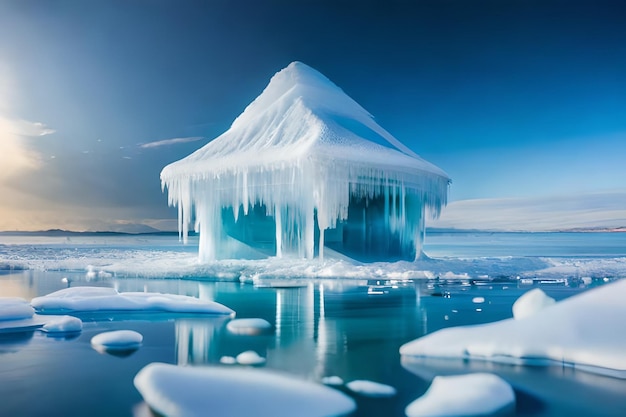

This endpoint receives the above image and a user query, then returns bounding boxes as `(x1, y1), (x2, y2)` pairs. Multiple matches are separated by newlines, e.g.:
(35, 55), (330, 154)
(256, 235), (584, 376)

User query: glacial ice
(161, 61), (449, 262)
(345, 380), (397, 397)
(91, 330), (143, 352)
(400, 280), (626, 378)
(133, 362), (356, 417)
(321, 376), (344, 386)
(512, 287), (555, 319)
(405, 373), (515, 417)
(31, 287), (235, 316)
(226, 318), (272, 335)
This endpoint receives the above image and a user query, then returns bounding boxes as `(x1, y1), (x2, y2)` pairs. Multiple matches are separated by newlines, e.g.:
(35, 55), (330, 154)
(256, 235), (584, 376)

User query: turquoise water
(1, 232), (626, 416)
(1, 270), (626, 416)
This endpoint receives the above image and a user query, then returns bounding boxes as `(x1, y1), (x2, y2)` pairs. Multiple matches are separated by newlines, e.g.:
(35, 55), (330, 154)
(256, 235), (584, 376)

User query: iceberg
(161, 61), (449, 262)
(400, 280), (626, 378)
(236, 350), (266, 366)
(31, 287), (234, 316)
(511, 287), (555, 319)
(133, 362), (356, 417)
(405, 373), (515, 417)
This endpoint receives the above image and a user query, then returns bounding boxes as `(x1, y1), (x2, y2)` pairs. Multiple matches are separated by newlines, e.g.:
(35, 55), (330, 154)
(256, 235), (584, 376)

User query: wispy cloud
(0, 116), (56, 181)
(428, 191), (626, 231)
(140, 136), (204, 149)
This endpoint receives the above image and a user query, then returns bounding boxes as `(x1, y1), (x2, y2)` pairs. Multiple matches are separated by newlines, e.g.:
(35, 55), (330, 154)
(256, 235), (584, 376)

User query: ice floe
(512, 288), (555, 319)
(236, 350), (266, 366)
(219, 356), (237, 365)
(400, 280), (626, 378)
(345, 380), (396, 397)
(0, 298), (35, 321)
(405, 373), (515, 417)
(134, 362), (356, 417)
(41, 315), (82, 333)
(31, 287), (234, 316)
(321, 376), (344, 386)
(226, 318), (272, 335)
(91, 330), (143, 353)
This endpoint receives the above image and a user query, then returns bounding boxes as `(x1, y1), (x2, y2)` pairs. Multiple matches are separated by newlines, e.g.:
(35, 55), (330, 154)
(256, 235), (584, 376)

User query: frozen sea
(1, 231), (626, 417)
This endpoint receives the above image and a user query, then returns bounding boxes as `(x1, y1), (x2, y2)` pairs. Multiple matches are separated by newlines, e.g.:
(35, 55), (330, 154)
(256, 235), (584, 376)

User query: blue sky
(1, 0), (625, 231)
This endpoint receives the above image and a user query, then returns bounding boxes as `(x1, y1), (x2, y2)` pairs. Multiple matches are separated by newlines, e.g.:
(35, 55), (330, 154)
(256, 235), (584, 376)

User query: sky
(0, 0), (625, 232)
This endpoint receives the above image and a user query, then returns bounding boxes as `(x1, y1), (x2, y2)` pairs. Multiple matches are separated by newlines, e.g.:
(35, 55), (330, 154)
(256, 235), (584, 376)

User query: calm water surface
(1, 269), (626, 417)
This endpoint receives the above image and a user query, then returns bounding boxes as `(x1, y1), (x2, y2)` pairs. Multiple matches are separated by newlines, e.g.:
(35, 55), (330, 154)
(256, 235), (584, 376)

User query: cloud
(140, 136), (204, 149)
(428, 191), (626, 231)
(0, 116), (55, 181)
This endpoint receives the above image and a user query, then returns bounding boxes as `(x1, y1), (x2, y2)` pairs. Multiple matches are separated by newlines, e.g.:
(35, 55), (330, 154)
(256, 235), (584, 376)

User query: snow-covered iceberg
(405, 373), (515, 417)
(134, 362), (356, 417)
(161, 61), (449, 262)
(31, 287), (234, 316)
(91, 330), (143, 354)
(400, 280), (626, 378)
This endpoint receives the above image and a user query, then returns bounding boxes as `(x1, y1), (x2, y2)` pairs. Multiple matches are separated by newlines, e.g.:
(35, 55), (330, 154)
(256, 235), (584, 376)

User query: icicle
(275, 204), (283, 258)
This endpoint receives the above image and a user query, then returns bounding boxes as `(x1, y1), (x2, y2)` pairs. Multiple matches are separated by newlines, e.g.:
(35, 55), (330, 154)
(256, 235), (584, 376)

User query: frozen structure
(161, 62), (449, 262)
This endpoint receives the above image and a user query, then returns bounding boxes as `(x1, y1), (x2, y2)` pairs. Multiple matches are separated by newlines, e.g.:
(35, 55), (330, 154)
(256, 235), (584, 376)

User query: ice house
(161, 61), (449, 262)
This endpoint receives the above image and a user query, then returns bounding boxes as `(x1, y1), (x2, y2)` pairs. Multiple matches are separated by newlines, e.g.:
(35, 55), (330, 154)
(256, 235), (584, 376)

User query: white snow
(220, 356), (237, 365)
(512, 288), (555, 319)
(161, 61), (449, 261)
(31, 287), (234, 316)
(471, 296), (485, 304)
(0, 298), (35, 321)
(91, 330), (143, 351)
(400, 279), (626, 378)
(133, 362), (356, 417)
(41, 315), (82, 333)
(226, 318), (272, 335)
(345, 380), (397, 397)
(321, 376), (344, 386)
(236, 350), (266, 366)
(405, 373), (515, 417)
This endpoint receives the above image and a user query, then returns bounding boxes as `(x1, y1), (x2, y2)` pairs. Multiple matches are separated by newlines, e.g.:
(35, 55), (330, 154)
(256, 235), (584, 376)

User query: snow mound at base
(134, 362), (356, 417)
(405, 373), (515, 417)
(400, 280), (626, 378)
(31, 287), (234, 316)
(512, 288), (555, 319)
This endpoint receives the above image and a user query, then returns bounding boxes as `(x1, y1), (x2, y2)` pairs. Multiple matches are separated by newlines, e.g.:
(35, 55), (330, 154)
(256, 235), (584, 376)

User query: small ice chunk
(32, 287), (234, 316)
(472, 297), (485, 304)
(321, 376), (344, 386)
(405, 373), (515, 417)
(91, 330), (143, 353)
(346, 380), (396, 397)
(226, 318), (272, 335)
(220, 356), (237, 365)
(512, 288), (555, 320)
(236, 350), (266, 366)
(0, 298), (35, 321)
(134, 363), (356, 417)
(41, 315), (82, 333)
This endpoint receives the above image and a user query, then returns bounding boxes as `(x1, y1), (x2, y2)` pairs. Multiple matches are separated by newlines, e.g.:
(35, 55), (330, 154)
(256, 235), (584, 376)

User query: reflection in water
(0, 331), (35, 354)
(173, 279), (426, 384)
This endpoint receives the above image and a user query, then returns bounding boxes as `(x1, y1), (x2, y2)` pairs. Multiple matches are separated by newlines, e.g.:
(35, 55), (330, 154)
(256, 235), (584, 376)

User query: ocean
(1, 231), (625, 416)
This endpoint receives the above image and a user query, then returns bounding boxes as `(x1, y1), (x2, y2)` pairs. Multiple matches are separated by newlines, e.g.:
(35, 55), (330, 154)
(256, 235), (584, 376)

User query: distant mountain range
(0, 229), (198, 237)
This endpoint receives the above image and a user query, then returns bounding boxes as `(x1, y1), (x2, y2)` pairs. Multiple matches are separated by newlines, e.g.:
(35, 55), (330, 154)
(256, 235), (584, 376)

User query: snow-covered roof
(161, 61), (449, 190)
